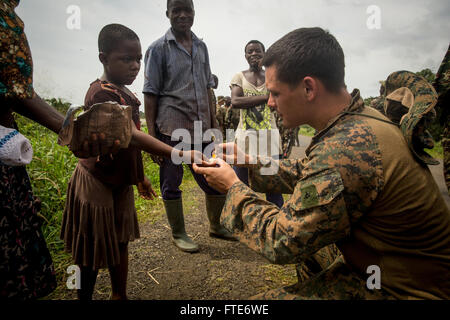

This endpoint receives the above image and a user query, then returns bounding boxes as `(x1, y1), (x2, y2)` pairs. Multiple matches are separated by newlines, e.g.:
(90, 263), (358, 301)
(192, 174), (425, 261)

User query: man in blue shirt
(143, 0), (235, 252)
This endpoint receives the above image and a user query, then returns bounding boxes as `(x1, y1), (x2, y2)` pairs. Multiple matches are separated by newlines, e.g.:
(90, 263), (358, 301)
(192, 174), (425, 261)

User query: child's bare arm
(130, 124), (173, 158)
(129, 123), (205, 164)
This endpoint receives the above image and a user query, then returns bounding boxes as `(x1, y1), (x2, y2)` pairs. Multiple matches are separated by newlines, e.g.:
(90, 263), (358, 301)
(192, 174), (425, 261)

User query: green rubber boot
(164, 199), (199, 253)
(205, 194), (237, 241)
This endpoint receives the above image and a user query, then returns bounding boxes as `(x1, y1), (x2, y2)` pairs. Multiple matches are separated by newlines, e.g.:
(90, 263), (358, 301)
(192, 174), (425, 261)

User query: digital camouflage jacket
(221, 90), (450, 299)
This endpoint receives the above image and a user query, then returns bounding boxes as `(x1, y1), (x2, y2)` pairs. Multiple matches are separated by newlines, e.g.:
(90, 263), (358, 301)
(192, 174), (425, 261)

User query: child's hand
(137, 176), (157, 200)
(150, 154), (164, 166)
(216, 142), (252, 166)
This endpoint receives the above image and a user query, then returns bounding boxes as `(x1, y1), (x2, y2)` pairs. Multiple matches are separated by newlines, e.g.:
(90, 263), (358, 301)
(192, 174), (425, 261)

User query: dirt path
(59, 182), (297, 300)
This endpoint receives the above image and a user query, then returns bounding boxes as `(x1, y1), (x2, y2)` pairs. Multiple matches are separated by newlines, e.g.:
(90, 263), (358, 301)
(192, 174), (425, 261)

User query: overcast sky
(16, 0), (450, 108)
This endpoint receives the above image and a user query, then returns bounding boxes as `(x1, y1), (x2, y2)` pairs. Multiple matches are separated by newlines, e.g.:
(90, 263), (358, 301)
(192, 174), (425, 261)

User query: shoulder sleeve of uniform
(248, 158), (303, 194)
(305, 121), (384, 220)
(287, 167), (345, 211)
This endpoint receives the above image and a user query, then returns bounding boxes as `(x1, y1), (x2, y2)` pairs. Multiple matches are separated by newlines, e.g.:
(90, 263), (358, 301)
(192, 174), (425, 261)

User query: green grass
(14, 111), (195, 299)
(426, 140), (444, 160)
(298, 125), (316, 137)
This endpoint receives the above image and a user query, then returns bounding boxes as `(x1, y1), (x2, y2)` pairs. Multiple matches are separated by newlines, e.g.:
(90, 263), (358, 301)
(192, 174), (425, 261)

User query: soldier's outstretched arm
(218, 142), (303, 194)
(247, 157), (307, 194)
(221, 166), (350, 265)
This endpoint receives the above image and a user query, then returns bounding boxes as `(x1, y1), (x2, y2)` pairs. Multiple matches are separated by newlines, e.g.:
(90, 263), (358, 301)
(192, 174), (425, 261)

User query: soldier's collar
(314, 89), (363, 134)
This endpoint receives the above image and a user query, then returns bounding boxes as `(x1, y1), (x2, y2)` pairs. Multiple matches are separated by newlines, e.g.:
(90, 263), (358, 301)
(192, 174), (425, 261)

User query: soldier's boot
(164, 199), (199, 253)
(205, 194), (237, 241)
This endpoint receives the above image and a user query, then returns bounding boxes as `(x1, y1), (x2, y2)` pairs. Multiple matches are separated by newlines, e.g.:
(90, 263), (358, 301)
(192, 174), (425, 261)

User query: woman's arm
(230, 85), (269, 110)
(12, 92), (121, 159)
(11, 92), (64, 134)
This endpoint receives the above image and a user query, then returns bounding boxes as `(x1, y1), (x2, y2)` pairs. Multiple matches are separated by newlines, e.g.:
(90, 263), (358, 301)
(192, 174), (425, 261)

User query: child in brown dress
(61, 24), (201, 300)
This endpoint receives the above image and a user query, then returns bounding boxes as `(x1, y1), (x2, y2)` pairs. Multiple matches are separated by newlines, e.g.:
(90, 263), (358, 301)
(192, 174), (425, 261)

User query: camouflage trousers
(251, 244), (393, 300)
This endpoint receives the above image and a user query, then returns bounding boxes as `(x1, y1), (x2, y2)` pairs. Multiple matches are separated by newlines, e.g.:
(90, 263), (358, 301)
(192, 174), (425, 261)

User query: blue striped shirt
(143, 28), (215, 138)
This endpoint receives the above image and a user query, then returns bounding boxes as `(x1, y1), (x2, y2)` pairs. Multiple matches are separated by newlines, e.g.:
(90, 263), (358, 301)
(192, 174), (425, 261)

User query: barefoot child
(60, 24), (200, 300)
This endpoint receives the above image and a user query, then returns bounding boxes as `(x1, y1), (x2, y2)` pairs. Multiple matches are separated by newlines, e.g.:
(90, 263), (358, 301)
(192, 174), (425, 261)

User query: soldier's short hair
(262, 27), (345, 93)
(98, 24), (139, 54)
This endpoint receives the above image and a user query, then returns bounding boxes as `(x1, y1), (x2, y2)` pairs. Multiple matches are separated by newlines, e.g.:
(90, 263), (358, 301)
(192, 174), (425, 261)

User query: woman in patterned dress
(0, 0), (106, 299)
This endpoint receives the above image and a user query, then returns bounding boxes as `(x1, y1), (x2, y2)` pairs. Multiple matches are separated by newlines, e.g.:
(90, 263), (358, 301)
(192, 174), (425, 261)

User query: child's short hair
(245, 40), (265, 53)
(98, 24), (140, 54)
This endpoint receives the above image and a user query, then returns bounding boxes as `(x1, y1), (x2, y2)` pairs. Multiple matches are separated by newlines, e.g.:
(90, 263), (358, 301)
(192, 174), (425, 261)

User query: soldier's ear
(303, 77), (317, 101)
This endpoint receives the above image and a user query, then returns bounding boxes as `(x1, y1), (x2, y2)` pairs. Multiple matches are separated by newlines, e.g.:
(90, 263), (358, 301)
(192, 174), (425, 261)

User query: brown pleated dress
(60, 79), (144, 270)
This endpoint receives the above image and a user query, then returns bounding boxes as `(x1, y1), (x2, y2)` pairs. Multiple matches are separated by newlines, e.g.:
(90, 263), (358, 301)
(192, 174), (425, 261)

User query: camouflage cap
(384, 71), (439, 165)
(58, 101), (133, 154)
(384, 87), (414, 123)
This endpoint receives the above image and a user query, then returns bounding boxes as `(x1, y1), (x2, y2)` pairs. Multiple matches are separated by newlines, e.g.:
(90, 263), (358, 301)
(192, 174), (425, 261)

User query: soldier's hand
(193, 158), (240, 193)
(216, 142), (252, 166)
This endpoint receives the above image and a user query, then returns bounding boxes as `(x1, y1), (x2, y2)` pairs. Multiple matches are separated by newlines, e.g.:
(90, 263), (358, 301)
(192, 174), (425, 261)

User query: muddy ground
(57, 182), (298, 300)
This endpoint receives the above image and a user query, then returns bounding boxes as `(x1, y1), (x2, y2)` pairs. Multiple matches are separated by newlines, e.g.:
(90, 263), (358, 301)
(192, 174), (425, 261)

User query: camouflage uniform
(384, 71), (439, 165)
(208, 88), (218, 129)
(274, 111), (300, 159)
(224, 106), (240, 139)
(433, 45), (450, 193)
(215, 104), (227, 139)
(369, 82), (386, 115)
(369, 96), (385, 115)
(221, 90), (450, 300)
